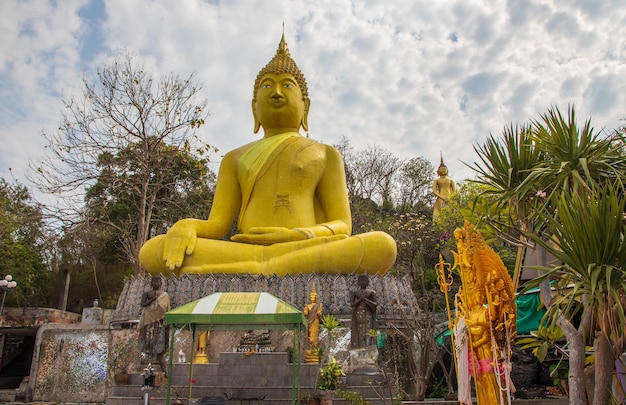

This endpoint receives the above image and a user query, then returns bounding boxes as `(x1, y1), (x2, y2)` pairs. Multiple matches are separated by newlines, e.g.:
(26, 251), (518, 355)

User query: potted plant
(300, 393), (321, 405)
(314, 314), (344, 404)
(317, 357), (345, 404)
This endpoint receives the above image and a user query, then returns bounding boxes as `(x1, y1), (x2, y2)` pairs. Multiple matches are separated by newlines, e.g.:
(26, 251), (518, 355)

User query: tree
(30, 51), (214, 274)
(83, 140), (216, 271)
(0, 178), (55, 307)
(54, 218), (132, 311)
(528, 184), (626, 405)
(396, 157), (435, 213)
(470, 106), (626, 405)
(336, 138), (403, 209)
(383, 213), (439, 292)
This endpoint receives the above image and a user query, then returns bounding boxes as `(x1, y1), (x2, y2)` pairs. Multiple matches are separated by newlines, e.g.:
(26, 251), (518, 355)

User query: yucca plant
(471, 105), (626, 405)
(524, 183), (626, 404)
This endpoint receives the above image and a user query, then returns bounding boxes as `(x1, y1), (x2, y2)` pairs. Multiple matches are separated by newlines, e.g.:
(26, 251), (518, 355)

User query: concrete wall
(2, 307), (82, 325)
(28, 324), (139, 403)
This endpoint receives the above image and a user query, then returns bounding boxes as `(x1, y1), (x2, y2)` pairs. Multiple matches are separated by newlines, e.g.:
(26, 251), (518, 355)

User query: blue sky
(1, 0), (625, 203)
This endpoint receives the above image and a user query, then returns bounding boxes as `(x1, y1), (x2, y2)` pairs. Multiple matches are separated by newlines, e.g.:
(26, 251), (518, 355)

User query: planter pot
(319, 390), (335, 405)
(114, 372), (130, 385)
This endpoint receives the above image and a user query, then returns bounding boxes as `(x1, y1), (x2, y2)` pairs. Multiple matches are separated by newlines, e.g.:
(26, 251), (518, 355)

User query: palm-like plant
(470, 122), (546, 290)
(470, 105), (626, 405)
(528, 107), (625, 198)
(525, 184), (626, 405)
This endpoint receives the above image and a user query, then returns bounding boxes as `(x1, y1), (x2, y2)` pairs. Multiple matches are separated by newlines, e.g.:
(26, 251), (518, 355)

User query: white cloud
(1, 0), (625, 202)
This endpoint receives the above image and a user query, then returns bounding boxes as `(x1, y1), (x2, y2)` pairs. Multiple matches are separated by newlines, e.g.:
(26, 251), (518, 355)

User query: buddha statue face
(252, 35), (310, 134)
(151, 276), (162, 290)
(437, 165), (448, 176)
(253, 73), (309, 133)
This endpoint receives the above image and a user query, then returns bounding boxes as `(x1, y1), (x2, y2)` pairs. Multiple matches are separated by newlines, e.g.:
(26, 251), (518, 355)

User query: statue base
(303, 349), (320, 364)
(348, 346), (379, 374)
(113, 273), (418, 324)
(192, 353), (209, 364)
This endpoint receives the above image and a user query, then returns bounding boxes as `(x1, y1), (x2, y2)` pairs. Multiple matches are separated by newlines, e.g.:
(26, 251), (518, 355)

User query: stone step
(106, 396), (393, 405)
(106, 397), (568, 405)
(112, 383), (388, 397)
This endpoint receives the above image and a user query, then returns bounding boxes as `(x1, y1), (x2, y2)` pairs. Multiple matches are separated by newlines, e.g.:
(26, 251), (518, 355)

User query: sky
(1, 0), (625, 202)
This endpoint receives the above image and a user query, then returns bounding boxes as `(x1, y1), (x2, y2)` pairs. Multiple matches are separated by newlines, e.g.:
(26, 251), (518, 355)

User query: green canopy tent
(163, 292), (307, 404)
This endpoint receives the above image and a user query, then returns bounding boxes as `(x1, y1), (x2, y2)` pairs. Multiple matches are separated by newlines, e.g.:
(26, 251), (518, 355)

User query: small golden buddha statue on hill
(432, 155), (455, 221)
(139, 35), (396, 276)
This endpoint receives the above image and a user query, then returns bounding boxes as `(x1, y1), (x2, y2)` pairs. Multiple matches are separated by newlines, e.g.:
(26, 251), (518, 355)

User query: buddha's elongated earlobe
(301, 97), (310, 132)
(252, 99), (261, 133)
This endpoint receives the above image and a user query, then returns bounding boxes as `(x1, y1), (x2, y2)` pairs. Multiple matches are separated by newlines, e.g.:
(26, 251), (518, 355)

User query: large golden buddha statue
(139, 35), (397, 276)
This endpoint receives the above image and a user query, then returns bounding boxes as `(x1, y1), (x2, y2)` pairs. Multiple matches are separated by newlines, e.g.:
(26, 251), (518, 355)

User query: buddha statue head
(309, 283), (318, 303)
(252, 34), (310, 134)
(437, 156), (448, 176)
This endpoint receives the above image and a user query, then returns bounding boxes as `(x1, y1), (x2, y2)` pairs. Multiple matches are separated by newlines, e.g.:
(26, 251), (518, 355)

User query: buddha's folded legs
(140, 231), (396, 276)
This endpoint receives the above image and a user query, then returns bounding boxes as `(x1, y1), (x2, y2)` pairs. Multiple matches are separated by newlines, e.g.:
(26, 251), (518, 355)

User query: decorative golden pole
(436, 254), (457, 375)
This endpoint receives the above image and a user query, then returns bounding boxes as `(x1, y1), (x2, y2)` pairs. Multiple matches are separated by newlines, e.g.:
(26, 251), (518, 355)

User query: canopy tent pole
(188, 323), (197, 401)
(292, 323), (303, 404)
(163, 292), (308, 404)
(166, 325), (175, 404)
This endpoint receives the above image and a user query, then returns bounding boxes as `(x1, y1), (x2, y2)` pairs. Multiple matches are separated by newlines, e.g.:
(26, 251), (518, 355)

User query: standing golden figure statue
(139, 35), (396, 276)
(193, 331), (210, 364)
(449, 221), (516, 405)
(432, 155), (455, 221)
(303, 283), (323, 363)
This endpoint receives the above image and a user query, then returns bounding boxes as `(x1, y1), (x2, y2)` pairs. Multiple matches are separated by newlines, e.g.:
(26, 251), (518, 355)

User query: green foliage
(317, 357), (345, 391)
(311, 345), (325, 361)
(472, 105), (626, 403)
(338, 389), (368, 405)
(299, 393), (317, 401)
(317, 315), (345, 392)
(426, 377), (447, 398)
(530, 107), (625, 198)
(522, 183), (626, 341)
(32, 50), (215, 278)
(0, 178), (55, 307)
(517, 326), (566, 363)
(376, 212), (439, 293)
(467, 128), (543, 250)
(320, 314), (341, 361)
(321, 314), (341, 334)
(548, 360), (570, 390)
(396, 156), (435, 212)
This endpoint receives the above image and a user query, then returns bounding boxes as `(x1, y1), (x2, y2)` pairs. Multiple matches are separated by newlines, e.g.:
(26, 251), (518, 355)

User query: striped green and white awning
(164, 292), (306, 330)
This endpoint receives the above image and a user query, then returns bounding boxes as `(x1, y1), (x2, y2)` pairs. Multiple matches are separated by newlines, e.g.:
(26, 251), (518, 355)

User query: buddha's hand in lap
(231, 226), (314, 245)
(162, 219), (198, 270)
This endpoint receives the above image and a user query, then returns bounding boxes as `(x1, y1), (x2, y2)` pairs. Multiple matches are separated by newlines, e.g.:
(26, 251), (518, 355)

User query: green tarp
(436, 290), (546, 343)
(515, 289), (546, 334)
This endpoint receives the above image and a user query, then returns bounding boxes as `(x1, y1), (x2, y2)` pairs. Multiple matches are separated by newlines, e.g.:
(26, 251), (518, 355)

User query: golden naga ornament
(439, 221), (516, 405)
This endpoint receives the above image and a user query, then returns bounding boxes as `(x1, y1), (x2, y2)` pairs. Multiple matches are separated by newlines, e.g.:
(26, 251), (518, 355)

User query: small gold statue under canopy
(432, 154), (455, 221)
(450, 221), (516, 405)
(139, 35), (396, 276)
